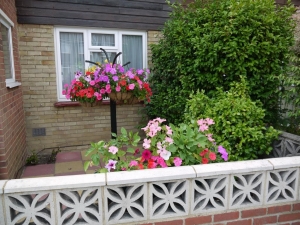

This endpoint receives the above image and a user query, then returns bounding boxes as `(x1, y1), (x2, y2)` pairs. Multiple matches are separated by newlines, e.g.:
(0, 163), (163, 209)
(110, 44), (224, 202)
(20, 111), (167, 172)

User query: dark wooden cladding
(15, 0), (175, 30)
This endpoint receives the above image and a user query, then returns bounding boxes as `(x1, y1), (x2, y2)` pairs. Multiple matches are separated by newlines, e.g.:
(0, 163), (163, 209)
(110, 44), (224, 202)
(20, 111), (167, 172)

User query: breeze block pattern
(271, 131), (300, 157)
(0, 157), (300, 225)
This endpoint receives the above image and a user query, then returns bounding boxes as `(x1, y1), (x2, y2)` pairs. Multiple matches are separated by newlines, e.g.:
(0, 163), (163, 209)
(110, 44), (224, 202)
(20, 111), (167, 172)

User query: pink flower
(173, 157), (182, 167)
(197, 119), (205, 126)
(105, 159), (117, 172)
(206, 134), (215, 142)
(199, 124), (209, 132)
(89, 80), (95, 86)
(116, 85), (121, 92)
(165, 125), (172, 136)
(108, 146), (118, 154)
(129, 160), (138, 167)
(100, 89), (106, 94)
(128, 83), (135, 90)
(62, 90), (66, 95)
(205, 118), (214, 125)
(165, 137), (173, 144)
(143, 138), (151, 149)
(156, 157), (167, 168)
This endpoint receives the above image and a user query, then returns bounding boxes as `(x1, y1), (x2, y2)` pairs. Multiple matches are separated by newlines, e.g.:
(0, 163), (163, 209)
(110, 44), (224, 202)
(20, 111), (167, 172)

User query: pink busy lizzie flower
(137, 80), (143, 88)
(129, 160), (138, 167)
(100, 89), (106, 94)
(66, 94), (70, 99)
(165, 137), (174, 144)
(137, 69), (144, 75)
(205, 118), (214, 125)
(62, 90), (67, 95)
(142, 150), (152, 161)
(197, 119), (206, 126)
(156, 157), (167, 168)
(143, 138), (151, 149)
(89, 80), (95, 86)
(71, 79), (76, 85)
(206, 134), (215, 142)
(165, 125), (172, 136)
(173, 157), (182, 167)
(64, 83), (69, 88)
(126, 71), (134, 79)
(128, 83), (135, 90)
(105, 160), (117, 172)
(108, 146), (118, 154)
(116, 85), (121, 92)
(94, 92), (102, 101)
(199, 124), (209, 132)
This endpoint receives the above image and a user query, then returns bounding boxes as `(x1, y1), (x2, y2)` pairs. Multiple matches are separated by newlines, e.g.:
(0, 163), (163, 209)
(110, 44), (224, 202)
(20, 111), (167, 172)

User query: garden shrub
(184, 79), (280, 161)
(147, 0), (295, 125)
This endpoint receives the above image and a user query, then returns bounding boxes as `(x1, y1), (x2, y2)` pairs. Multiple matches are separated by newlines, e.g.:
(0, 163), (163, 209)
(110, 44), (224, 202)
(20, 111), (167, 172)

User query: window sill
(6, 81), (21, 88)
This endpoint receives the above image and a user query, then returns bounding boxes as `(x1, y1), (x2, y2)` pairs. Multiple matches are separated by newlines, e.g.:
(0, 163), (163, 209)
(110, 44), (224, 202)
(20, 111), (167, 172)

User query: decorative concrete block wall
(271, 131), (300, 157)
(0, 157), (299, 224)
(17, 24), (147, 152)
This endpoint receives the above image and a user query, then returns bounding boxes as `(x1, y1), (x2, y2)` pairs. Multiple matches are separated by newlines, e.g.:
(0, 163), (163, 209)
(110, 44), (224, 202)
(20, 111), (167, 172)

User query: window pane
(90, 52), (117, 65)
(60, 32), (85, 87)
(122, 35), (143, 69)
(91, 33), (115, 46)
(1, 23), (12, 79)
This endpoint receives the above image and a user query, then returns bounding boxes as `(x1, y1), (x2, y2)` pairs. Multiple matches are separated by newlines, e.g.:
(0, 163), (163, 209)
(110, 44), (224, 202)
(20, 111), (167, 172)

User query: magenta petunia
(105, 159), (117, 172)
(142, 150), (152, 160)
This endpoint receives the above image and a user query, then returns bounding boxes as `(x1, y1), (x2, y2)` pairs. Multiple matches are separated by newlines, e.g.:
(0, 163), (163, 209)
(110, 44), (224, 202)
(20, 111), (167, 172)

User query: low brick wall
(0, 157), (299, 224)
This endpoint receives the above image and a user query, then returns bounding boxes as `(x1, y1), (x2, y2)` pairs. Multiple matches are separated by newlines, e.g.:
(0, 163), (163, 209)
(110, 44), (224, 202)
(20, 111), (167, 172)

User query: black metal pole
(110, 100), (117, 139)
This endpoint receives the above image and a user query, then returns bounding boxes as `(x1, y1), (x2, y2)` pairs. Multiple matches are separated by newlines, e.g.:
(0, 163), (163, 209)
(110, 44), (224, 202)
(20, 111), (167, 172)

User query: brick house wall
(0, 0), (27, 179)
(17, 25), (163, 153)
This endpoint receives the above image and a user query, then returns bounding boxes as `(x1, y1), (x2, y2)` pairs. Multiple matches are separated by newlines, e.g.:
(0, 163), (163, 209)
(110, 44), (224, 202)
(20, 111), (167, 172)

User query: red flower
(138, 164), (144, 170)
(209, 152), (216, 161)
(202, 158), (209, 164)
(134, 148), (140, 156)
(119, 80), (127, 86)
(200, 149), (209, 157)
(147, 159), (157, 169)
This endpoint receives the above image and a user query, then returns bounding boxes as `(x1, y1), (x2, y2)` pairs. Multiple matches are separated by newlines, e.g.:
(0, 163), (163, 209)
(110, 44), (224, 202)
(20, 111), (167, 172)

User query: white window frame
(0, 9), (20, 88)
(54, 26), (147, 101)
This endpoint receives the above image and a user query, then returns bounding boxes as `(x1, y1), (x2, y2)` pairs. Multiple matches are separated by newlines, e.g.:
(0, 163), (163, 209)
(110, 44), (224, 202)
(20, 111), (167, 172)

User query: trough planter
(0, 156), (300, 225)
(270, 131), (300, 157)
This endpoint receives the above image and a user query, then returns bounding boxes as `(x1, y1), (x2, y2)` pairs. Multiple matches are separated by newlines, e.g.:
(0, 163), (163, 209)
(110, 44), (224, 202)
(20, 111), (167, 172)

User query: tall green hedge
(147, 0), (295, 125)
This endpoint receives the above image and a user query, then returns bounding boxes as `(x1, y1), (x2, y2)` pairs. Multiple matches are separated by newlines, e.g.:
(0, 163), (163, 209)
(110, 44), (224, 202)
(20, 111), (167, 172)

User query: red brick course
(185, 215), (212, 225)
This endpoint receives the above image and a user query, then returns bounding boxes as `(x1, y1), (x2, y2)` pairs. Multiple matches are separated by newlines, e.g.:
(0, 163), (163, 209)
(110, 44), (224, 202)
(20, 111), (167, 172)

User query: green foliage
(84, 129), (141, 172)
(147, 0), (295, 125)
(184, 79), (280, 161)
(277, 49), (300, 135)
(168, 122), (220, 165)
(26, 150), (39, 165)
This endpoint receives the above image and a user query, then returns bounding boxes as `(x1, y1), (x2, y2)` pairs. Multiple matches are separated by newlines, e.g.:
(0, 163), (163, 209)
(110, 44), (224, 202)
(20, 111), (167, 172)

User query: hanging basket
(79, 101), (102, 107)
(109, 92), (133, 102)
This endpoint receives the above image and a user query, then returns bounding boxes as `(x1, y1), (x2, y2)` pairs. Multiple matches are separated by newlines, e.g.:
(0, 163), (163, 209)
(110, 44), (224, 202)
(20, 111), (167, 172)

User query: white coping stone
(106, 166), (196, 186)
(4, 174), (105, 194)
(0, 180), (8, 194)
(192, 159), (274, 177)
(267, 156), (300, 169)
